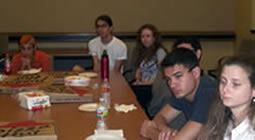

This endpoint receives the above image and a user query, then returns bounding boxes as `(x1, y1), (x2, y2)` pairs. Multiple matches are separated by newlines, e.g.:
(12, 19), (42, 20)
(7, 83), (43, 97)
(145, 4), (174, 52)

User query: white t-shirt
(88, 36), (127, 71)
(224, 117), (255, 140)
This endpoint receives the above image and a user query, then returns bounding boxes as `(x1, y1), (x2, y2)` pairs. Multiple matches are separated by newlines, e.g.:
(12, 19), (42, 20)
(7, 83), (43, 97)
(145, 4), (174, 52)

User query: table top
(0, 72), (148, 140)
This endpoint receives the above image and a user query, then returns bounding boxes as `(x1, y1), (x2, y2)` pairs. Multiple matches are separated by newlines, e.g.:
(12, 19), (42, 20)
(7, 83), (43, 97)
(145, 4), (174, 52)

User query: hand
(137, 80), (153, 86)
(158, 128), (178, 140)
(133, 79), (140, 85)
(21, 57), (32, 70)
(93, 64), (99, 73)
(93, 58), (100, 72)
(72, 65), (85, 72)
(140, 120), (157, 139)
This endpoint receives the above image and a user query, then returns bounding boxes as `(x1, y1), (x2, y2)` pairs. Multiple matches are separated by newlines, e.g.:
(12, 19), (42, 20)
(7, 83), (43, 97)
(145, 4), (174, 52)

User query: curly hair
(135, 24), (165, 68)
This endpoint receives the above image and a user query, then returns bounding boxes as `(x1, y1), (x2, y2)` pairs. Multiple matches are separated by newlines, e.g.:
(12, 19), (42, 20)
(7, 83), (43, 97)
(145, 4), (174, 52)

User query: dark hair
(173, 36), (202, 52)
(135, 24), (165, 68)
(95, 15), (113, 27)
(161, 48), (199, 70)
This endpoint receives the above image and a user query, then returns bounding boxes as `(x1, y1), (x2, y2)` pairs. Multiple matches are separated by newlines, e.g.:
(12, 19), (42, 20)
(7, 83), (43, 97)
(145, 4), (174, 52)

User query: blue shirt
(168, 75), (216, 124)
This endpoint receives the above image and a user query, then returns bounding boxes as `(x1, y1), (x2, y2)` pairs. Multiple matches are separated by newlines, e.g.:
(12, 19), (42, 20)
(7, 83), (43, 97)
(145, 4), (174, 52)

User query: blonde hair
(197, 56), (255, 140)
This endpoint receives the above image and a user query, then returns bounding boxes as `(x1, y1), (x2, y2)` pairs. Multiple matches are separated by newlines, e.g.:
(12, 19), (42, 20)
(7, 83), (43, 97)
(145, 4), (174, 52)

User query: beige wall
(0, 35), (8, 54)
(236, 0), (255, 51)
(0, 0), (234, 33)
(3, 0), (236, 70)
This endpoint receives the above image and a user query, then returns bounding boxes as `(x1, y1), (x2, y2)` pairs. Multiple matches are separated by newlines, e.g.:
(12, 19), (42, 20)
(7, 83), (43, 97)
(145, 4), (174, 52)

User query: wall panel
(0, 0), (235, 33)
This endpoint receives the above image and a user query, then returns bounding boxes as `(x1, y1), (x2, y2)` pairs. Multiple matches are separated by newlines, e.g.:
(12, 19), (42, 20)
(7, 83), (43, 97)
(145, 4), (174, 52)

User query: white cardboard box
(18, 91), (51, 110)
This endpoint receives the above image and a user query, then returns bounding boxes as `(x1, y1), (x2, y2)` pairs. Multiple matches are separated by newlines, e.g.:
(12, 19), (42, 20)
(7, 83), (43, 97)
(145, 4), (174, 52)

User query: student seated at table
(132, 24), (167, 86)
(73, 15), (127, 73)
(197, 56), (255, 140)
(129, 24), (167, 113)
(11, 34), (51, 74)
(140, 48), (216, 140)
(148, 37), (202, 127)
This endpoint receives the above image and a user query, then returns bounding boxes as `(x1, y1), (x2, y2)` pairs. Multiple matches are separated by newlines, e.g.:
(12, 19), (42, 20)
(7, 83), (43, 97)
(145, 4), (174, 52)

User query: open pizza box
(0, 120), (57, 140)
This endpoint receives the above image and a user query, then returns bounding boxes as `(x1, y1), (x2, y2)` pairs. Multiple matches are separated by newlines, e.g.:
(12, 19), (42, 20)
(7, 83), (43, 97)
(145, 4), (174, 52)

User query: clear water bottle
(4, 53), (11, 75)
(101, 50), (109, 80)
(100, 79), (111, 109)
(96, 98), (108, 130)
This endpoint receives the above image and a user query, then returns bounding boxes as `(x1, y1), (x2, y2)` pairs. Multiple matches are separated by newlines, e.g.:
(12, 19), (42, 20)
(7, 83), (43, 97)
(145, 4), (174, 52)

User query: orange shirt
(11, 50), (51, 74)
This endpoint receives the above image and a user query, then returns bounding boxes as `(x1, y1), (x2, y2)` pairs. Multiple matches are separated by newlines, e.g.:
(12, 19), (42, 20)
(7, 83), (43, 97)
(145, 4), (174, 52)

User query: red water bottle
(4, 53), (11, 75)
(101, 50), (109, 80)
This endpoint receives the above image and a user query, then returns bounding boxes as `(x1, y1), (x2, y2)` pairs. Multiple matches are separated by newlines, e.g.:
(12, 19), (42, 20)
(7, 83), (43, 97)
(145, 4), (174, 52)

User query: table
(0, 94), (34, 122)
(0, 72), (148, 140)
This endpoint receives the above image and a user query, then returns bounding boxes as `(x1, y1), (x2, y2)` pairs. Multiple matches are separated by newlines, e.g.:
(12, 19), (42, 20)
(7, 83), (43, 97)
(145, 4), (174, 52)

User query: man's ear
(192, 66), (201, 78)
(110, 26), (113, 34)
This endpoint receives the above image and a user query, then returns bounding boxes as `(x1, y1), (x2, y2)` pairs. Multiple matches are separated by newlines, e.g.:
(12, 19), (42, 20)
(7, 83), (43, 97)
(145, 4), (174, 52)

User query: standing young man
(140, 48), (216, 140)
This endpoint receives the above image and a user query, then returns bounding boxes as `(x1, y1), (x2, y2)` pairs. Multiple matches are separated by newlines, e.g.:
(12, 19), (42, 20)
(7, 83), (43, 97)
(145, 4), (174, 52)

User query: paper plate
(78, 103), (98, 112)
(18, 68), (42, 75)
(0, 74), (7, 81)
(85, 133), (125, 140)
(64, 76), (90, 87)
(79, 72), (98, 78)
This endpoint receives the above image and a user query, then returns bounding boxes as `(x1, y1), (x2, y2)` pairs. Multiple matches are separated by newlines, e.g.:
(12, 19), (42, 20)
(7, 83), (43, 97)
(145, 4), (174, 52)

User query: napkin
(0, 74), (7, 81)
(114, 104), (137, 113)
(94, 129), (124, 137)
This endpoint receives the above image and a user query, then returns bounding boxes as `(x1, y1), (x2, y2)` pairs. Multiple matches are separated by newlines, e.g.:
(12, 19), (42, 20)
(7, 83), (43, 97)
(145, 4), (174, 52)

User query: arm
(113, 59), (123, 72)
(88, 40), (99, 72)
(174, 121), (202, 140)
(92, 56), (100, 72)
(113, 41), (127, 72)
(11, 54), (32, 72)
(154, 104), (181, 131)
(140, 120), (161, 140)
(140, 104), (181, 139)
(41, 55), (51, 72)
(159, 121), (203, 140)
(20, 57), (32, 70)
(138, 80), (154, 85)
(134, 68), (154, 85)
(134, 68), (141, 84)
(157, 48), (167, 65)
(158, 83), (213, 140)
(10, 55), (22, 74)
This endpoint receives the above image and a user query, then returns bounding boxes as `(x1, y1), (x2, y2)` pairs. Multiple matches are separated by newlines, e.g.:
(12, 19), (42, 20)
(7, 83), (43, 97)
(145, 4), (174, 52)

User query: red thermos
(101, 50), (109, 80)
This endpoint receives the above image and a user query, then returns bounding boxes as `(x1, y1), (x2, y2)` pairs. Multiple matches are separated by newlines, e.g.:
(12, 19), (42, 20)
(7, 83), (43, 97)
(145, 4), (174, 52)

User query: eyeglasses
(95, 24), (109, 28)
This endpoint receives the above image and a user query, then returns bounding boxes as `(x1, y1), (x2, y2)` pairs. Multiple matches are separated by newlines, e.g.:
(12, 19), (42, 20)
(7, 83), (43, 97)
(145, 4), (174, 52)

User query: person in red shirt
(11, 34), (51, 74)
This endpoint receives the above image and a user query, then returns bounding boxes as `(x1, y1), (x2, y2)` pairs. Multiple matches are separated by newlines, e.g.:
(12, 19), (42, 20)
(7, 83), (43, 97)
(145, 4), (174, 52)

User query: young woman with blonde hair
(197, 57), (255, 140)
